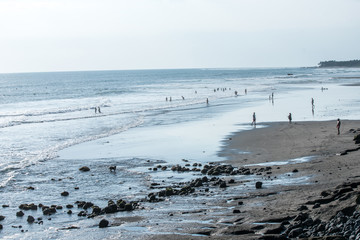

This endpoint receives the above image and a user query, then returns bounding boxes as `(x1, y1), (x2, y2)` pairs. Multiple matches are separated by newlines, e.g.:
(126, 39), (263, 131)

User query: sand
(147, 120), (360, 239)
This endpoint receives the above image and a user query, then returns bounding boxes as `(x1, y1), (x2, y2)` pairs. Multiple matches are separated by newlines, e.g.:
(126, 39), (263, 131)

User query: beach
(145, 120), (360, 239)
(1, 68), (360, 239)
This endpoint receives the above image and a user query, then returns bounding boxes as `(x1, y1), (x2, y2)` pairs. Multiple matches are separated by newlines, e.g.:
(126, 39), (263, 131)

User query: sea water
(1, 67), (360, 239)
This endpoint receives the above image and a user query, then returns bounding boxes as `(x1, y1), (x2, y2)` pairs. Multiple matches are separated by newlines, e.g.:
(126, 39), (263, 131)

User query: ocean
(0, 67), (360, 239)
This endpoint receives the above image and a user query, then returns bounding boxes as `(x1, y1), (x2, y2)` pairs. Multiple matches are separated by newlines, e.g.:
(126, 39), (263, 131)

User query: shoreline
(148, 119), (360, 239)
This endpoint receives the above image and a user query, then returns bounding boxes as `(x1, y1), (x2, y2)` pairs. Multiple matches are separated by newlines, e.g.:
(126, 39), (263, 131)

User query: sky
(0, 0), (360, 73)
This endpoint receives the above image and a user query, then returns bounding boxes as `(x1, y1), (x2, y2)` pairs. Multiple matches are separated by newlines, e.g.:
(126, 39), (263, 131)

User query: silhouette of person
(252, 112), (256, 126)
(288, 113), (292, 124)
(98, 106), (101, 113)
(336, 118), (341, 135)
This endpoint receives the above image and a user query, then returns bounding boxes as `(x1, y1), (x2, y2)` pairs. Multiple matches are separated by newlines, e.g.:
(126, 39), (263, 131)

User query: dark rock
(219, 181), (227, 188)
(292, 169), (299, 173)
(124, 203), (133, 211)
(43, 207), (56, 215)
(16, 211), (24, 217)
(67, 210), (72, 214)
(61, 191), (69, 196)
(92, 206), (101, 215)
(104, 204), (117, 214)
(0, 224), (2, 229)
(77, 211), (87, 217)
(79, 166), (90, 172)
(232, 229), (255, 235)
(66, 204), (74, 208)
(297, 205), (308, 211)
(99, 219), (109, 228)
(0, 215), (5, 221)
(256, 181), (263, 189)
(288, 227), (303, 238)
(27, 215), (35, 223)
(228, 179), (235, 184)
(313, 203), (321, 209)
(233, 209), (241, 214)
(238, 201), (244, 205)
(2, 205), (9, 208)
(83, 202), (94, 209)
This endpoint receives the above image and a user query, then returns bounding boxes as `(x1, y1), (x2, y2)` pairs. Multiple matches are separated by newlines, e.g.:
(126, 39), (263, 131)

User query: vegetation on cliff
(318, 60), (360, 68)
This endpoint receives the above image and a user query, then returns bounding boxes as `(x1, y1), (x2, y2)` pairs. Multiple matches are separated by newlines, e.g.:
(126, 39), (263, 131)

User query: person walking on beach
(288, 113), (292, 124)
(98, 106), (101, 113)
(252, 112), (256, 126)
(311, 98), (315, 108)
(336, 118), (341, 135)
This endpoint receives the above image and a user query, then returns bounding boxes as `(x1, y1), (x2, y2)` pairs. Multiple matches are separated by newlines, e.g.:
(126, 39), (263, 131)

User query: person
(252, 112), (256, 126)
(311, 98), (314, 108)
(336, 118), (341, 135)
(288, 113), (292, 124)
(206, 98), (209, 104)
(98, 106), (101, 113)
(95, 107), (97, 114)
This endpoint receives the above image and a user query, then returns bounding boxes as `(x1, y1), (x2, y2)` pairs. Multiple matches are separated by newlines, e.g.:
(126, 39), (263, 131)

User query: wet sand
(147, 120), (360, 239)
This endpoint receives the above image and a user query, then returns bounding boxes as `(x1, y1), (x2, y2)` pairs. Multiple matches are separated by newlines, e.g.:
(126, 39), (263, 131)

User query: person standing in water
(336, 118), (341, 135)
(252, 112), (256, 126)
(288, 113), (292, 124)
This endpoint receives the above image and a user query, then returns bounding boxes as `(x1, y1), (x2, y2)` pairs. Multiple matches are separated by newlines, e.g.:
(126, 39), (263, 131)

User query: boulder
(79, 166), (90, 172)
(0, 215), (5, 221)
(99, 219), (109, 228)
(27, 215), (35, 223)
(256, 181), (263, 189)
(16, 211), (24, 217)
(61, 191), (69, 197)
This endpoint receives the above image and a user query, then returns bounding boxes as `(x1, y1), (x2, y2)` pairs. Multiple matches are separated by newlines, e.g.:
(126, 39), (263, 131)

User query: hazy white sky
(0, 0), (359, 73)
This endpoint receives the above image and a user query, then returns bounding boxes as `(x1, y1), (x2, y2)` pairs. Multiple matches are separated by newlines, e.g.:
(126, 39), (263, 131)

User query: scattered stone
(61, 191), (69, 197)
(233, 209), (241, 214)
(27, 215), (35, 223)
(79, 166), (90, 172)
(2, 205), (9, 208)
(0, 215), (5, 221)
(292, 169), (299, 173)
(16, 211), (24, 217)
(99, 219), (109, 228)
(256, 181), (263, 189)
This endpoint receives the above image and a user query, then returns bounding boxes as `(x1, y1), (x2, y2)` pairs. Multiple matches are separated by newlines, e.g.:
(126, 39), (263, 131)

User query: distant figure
(288, 113), (292, 124)
(245, 89), (247, 95)
(98, 106), (101, 113)
(195, 91), (197, 94)
(182, 96), (185, 100)
(336, 118), (341, 135)
(252, 112), (256, 126)
(311, 98), (315, 108)
(170, 97), (172, 102)
(206, 98), (209, 104)
(166, 97), (168, 101)
(271, 92), (274, 99)
(109, 166), (116, 172)
(234, 90), (238, 96)
(95, 107), (97, 114)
